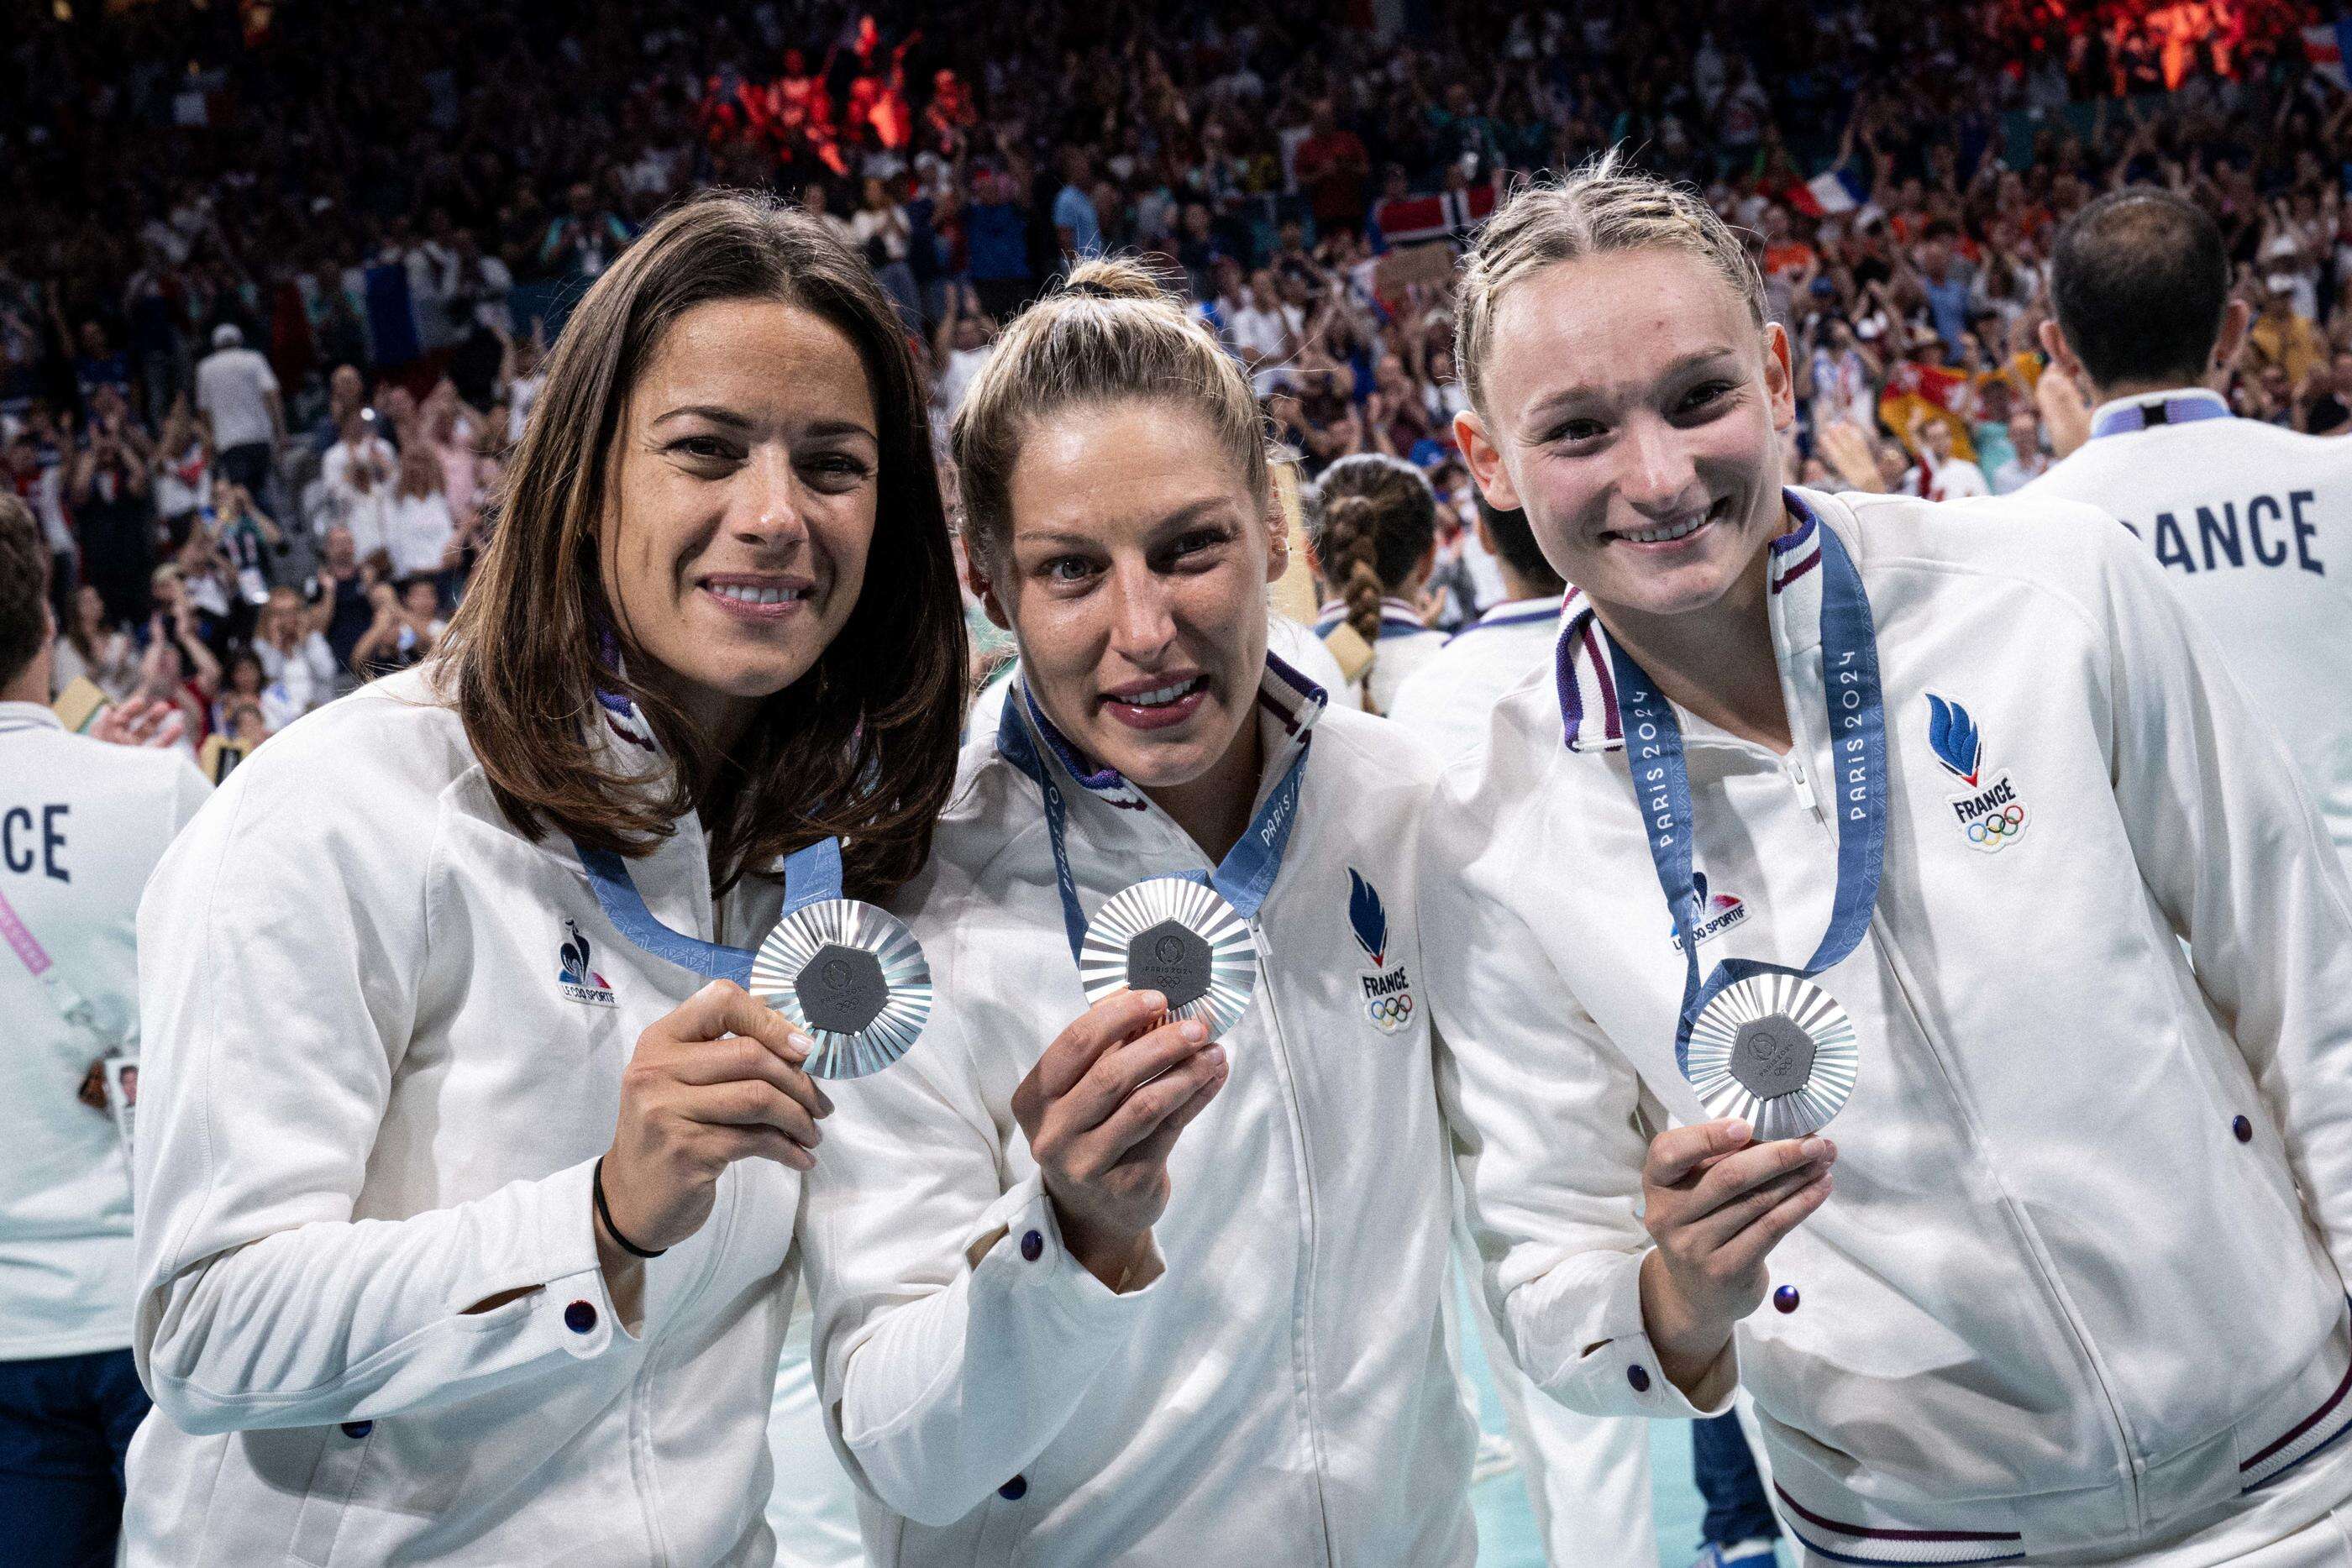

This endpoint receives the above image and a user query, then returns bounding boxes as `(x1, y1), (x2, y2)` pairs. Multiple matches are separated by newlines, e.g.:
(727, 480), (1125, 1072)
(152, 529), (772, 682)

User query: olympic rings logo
(1368, 993), (1415, 1029)
(1966, 804), (2026, 843)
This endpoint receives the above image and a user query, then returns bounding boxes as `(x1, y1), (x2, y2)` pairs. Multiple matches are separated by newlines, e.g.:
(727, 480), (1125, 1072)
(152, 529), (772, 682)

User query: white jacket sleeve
(2096, 527), (2352, 1283)
(129, 732), (629, 1436)
(799, 960), (1159, 1527)
(1421, 788), (1735, 1421)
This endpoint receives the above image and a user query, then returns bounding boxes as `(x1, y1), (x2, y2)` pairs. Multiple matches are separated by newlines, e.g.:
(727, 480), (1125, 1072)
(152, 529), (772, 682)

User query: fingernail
(1800, 1137), (1829, 1158)
(1725, 1120), (1752, 1143)
(1208, 1045), (1227, 1069)
(1180, 1020), (1207, 1042)
(816, 1092), (836, 1117)
(786, 1031), (813, 1057)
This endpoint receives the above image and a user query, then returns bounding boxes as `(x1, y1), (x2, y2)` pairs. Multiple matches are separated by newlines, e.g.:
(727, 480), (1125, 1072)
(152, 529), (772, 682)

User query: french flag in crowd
(1785, 167), (1869, 219)
(2306, 21), (2352, 92)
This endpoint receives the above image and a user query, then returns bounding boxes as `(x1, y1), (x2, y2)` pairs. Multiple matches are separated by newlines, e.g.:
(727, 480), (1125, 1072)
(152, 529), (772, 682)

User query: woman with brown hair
(121, 191), (967, 1566)
(1307, 451), (1446, 715)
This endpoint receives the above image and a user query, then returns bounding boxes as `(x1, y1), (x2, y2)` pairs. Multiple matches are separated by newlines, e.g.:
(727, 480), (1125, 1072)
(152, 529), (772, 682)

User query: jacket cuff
(1526, 1248), (1738, 1419)
(499, 1156), (633, 1359)
(966, 1173), (1166, 1314)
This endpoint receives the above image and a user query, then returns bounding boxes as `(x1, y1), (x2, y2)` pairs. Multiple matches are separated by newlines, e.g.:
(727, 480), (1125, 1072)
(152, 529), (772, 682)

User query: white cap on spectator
(213, 323), (244, 349)
(2266, 273), (2297, 294)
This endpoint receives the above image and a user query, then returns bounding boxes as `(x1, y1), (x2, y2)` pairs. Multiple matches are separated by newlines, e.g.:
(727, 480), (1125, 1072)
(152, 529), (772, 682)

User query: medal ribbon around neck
(573, 836), (843, 986)
(994, 679), (1304, 1036)
(573, 833), (931, 1079)
(994, 682), (1309, 966)
(1598, 517), (1889, 1084)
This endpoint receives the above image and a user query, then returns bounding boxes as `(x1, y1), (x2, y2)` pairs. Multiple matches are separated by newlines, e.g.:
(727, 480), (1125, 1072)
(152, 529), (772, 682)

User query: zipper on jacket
(1868, 915), (2151, 1529)
(1250, 918), (1338, 1566)
(1785, 756), (1824, 822)
(1777, 720), (2150, 1524)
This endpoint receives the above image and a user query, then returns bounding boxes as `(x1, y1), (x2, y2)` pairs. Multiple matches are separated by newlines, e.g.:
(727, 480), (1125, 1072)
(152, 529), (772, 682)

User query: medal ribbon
(1596, 515), (1890, 1078)
(571, 836), (844, 986)
(993, 676), (1310, 967)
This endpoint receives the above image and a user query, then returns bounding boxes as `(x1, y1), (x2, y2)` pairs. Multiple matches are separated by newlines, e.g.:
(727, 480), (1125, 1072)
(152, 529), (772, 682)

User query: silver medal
(1079, 876), (1257, 1039)
(748, 899), (932, 1079)
(1685, 973), (1858, 1139)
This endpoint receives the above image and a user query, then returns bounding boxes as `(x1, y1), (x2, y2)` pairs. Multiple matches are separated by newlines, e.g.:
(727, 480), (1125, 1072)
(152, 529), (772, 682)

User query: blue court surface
(1457, 1301), (1790, 1568)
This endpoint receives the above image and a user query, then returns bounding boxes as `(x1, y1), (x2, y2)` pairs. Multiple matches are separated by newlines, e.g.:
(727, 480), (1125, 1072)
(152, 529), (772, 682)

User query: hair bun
(1062, 256), (1174, 306)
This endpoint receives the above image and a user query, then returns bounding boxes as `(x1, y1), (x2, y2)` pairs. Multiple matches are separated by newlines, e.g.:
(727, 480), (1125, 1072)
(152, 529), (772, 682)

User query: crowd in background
(8, 0), (2352, 758)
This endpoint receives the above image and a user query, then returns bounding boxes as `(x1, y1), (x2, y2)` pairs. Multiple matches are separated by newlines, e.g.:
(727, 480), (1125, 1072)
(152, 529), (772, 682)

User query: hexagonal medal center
(1126, 919), (1212, 1009)
(795, 943), (889, 1035)
(1729, 1015), (1816, 1101)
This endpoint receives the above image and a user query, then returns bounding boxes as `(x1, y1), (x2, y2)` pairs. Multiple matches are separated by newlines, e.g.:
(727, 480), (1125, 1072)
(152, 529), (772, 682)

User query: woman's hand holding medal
(1636, 1117), (1835, 1396)
(1011, 989), (1231, 1293)
(597, 980), (835, 1281)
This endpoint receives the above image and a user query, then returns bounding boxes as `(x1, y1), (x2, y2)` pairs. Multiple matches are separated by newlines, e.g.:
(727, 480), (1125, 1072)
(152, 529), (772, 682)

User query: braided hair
(1309, 452), (1438, 655)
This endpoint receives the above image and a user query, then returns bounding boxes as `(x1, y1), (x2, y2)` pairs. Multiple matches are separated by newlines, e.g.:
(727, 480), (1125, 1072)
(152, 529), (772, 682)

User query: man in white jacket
(1427, 159), (2352, 1564)
(2025, 186), (2352, 869)
(0, 496), (207, 1565)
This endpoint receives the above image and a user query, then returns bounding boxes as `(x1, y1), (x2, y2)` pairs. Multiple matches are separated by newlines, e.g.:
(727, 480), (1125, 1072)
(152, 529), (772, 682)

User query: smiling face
(1457, 247), (1793, 627)
(601, 297), (879, 744)
(985, 398), (1280, 789)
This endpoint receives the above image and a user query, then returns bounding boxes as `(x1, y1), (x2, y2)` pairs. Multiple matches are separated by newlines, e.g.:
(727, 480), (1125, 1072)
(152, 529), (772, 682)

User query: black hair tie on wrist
(592, 1156), (668, 1259)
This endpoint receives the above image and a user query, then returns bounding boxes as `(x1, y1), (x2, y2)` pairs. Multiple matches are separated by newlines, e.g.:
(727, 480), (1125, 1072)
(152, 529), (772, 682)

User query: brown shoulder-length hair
(444, 191), (966, 900)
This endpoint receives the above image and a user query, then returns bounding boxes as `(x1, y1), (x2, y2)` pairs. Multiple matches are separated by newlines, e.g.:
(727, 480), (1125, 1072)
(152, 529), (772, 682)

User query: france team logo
(558, 918), (617, 1006)
(1665, 868), (1750, 949)
(1348, 870), (1416, 1035)
(1927, 694), (2029, 853)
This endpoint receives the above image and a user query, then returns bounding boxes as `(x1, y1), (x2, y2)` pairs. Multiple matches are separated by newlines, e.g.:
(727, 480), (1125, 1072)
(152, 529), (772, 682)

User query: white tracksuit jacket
(2023, 389), (2352, 868)
(1388, 594), (1568, 765)
(123, 668), (815, 1566)
(798, 655), (1476, 1565)
(0, 702), (207, 1361)
(1423, 488), (2352, 1563)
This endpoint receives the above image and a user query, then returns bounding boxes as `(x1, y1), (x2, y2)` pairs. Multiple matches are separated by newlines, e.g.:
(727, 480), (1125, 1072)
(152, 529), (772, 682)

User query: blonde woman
(798, 259), (1473, 1565)
(1425, 155), (2352, 1564)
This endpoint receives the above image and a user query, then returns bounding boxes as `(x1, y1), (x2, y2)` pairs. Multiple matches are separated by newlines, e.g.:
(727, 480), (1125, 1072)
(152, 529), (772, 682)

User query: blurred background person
(0, 495), (208, 1568)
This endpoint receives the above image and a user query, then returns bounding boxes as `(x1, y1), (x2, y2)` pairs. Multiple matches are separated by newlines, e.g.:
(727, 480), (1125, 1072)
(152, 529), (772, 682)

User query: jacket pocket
(288, 1421), (377, 1566)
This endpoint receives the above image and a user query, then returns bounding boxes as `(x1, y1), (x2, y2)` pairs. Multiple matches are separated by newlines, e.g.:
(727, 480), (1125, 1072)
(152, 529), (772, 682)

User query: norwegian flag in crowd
(2307, 21), (2352, 92)
(1368, 185), (1497, 250)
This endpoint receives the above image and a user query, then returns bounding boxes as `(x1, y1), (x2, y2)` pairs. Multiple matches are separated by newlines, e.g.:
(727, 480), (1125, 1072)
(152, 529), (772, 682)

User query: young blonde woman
(798, 259), (1473, 1565)
(1425, 156), (2352, 1565)
(123, 191), (967, 1565)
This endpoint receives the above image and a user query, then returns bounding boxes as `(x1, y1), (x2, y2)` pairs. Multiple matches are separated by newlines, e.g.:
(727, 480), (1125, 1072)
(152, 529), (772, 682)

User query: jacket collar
(1017, 651), (1329, 815)
(1456, 592), (1567, 638)
(2087, 386), (2230, 440)
(1313, 596), (1438, 641)
(0, 700), (65, 737)
(1554, 489), (1829, 754)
